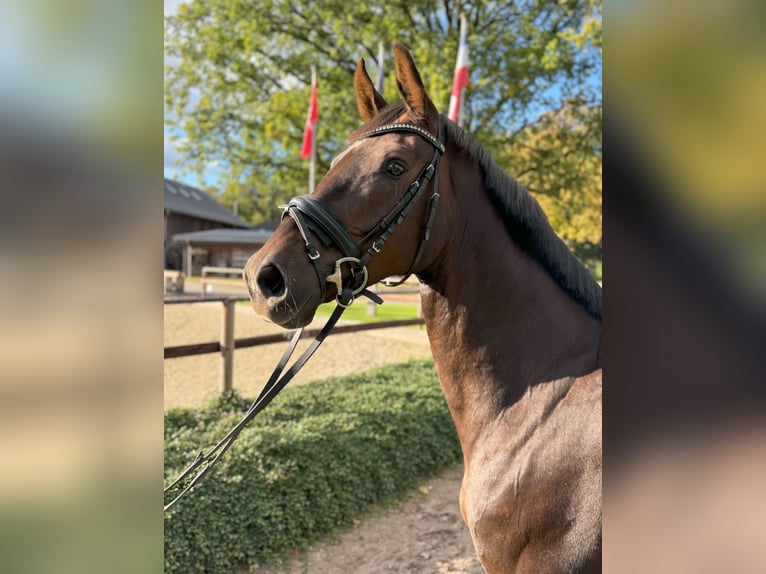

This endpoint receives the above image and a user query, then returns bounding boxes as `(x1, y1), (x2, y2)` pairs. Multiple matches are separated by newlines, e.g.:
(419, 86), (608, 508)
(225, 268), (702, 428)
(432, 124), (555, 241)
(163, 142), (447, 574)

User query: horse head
(244, 43), (449, 328)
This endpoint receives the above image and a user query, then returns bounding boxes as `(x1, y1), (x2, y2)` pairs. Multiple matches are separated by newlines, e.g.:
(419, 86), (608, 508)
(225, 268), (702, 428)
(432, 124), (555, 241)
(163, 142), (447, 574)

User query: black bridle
(164, 121), (444, 512)
(282, 121), (445, 307)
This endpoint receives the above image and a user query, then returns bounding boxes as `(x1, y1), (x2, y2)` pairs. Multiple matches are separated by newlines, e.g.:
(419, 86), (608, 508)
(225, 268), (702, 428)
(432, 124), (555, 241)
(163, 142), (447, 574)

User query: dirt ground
(165, 299), (481, 572)
(254, 465), (482, 574)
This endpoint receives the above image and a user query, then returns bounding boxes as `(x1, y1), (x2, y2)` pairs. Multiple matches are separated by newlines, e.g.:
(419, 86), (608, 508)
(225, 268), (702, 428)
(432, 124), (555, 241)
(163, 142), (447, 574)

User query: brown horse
(244, 43), (602, 574)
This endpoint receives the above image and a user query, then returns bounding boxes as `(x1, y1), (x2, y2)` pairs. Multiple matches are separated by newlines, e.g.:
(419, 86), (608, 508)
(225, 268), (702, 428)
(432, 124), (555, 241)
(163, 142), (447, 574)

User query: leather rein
(164, 121), (444, 511)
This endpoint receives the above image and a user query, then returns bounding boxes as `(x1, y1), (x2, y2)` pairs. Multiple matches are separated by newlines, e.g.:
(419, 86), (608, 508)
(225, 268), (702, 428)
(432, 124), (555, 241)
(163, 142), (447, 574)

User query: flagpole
(457, 14), (467, 128)
(309, 65), (316, 193)
(376, 41), (385, 93)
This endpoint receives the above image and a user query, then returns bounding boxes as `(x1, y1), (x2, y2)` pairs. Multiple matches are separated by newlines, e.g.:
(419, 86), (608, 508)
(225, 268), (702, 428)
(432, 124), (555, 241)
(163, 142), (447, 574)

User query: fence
(198, 267), (421, 317)
(164, 270), (185, 293)
(164, 295), (424, 394)
(200, 266), (244, 298)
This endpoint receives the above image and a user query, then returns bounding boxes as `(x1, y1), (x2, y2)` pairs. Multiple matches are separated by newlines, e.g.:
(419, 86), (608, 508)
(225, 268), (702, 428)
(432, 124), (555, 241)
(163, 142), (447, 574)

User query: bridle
(282, 121), (445, 307)
(164, 121), (445, 512)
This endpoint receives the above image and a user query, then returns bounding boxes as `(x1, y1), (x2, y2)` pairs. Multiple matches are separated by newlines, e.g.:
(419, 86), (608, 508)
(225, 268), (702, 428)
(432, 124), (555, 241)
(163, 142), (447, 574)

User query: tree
(165, 0), (602, 266)
(500, 101), (602, 277)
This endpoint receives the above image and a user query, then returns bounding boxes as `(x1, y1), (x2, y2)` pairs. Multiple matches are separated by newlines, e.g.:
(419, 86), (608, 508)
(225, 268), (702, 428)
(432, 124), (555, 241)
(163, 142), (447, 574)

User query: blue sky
(164, 126), (224, 188)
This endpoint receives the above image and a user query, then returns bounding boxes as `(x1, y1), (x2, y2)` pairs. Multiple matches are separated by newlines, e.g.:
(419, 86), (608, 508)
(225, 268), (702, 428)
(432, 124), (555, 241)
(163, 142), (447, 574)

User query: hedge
(164, 360), (462, 574)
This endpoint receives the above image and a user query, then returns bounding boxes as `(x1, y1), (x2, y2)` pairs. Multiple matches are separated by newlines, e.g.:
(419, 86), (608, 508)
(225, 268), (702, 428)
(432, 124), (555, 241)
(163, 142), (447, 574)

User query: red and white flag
(300, 67), (319, 160)
(447, 15), (469, 125)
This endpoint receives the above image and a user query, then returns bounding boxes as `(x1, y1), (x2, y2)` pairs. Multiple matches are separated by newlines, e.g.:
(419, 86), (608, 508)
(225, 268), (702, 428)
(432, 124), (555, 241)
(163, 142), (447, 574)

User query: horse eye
(386, 161), (406, 177)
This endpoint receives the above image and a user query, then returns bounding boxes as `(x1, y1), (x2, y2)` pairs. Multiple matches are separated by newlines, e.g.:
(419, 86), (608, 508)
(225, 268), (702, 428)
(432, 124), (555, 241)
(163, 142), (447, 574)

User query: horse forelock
(349, 103), (411, 141)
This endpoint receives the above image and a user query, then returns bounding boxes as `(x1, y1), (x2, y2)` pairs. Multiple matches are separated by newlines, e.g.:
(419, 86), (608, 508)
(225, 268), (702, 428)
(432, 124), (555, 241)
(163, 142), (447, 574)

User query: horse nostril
(257, 264), (286, 299)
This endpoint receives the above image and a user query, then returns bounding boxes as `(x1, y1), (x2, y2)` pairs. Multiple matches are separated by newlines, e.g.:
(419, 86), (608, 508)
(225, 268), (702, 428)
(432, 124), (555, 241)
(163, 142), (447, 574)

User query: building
(172, 223), (278, 276)
(164, 178), (273, 274)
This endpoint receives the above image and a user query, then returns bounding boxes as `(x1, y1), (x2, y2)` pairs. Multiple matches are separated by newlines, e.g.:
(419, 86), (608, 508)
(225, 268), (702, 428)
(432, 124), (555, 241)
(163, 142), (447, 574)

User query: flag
(300, 67), (318, 160)
(448, 15), (469, 125)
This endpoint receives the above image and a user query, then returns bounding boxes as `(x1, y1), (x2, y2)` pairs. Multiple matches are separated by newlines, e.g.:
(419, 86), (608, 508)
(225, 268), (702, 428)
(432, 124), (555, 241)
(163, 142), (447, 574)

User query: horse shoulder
(462, 373), (602, 573)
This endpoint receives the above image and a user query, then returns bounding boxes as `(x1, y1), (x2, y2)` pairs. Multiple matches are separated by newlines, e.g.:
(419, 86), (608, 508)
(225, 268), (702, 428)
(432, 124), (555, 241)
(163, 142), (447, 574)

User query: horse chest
(458, 377), (602, 573)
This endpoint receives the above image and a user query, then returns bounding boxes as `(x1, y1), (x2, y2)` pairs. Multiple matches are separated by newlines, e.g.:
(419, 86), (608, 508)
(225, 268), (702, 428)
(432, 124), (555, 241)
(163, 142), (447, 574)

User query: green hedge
(164, 360), (461, 574)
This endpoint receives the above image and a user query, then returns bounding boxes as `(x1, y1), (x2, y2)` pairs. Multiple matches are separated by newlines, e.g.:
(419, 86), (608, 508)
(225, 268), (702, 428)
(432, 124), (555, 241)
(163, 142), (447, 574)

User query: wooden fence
(200, 266), (245, 298)
(197, 267), (421, 318)
(164, 295), (424, 394)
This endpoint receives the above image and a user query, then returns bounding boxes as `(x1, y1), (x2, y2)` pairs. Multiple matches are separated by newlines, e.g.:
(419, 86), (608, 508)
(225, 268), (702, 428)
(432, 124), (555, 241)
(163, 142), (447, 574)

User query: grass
(314, 300), (420, 323)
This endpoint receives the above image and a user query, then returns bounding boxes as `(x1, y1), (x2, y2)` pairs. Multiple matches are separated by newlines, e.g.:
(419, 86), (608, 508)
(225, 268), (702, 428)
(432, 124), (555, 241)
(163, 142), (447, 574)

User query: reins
(164, 304), (345, 511)
(164, 121), (444, 512)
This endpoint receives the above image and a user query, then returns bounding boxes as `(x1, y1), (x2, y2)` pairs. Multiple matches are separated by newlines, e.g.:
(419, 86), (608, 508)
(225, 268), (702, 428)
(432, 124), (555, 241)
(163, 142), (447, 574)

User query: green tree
(165, 0), (602, 255)
(501, 101), (602, 278)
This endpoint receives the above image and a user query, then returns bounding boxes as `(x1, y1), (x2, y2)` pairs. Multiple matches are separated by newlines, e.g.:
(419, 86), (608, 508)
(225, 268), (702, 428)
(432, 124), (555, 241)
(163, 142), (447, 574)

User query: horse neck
(418, 151), (602, 449)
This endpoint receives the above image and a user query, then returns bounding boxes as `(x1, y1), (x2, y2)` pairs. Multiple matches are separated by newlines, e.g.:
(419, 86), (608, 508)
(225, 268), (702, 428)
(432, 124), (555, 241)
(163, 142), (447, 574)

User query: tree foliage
(165, 0), (601, 266)
(504, 102), (601, 244)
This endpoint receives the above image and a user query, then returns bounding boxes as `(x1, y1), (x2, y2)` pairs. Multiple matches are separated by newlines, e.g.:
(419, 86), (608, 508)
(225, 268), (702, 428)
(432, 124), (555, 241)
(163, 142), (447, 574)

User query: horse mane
(352, 104), (602, 319)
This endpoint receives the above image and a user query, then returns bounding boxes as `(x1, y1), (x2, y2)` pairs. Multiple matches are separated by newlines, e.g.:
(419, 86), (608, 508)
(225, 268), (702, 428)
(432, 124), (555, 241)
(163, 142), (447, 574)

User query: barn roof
(171, 227), (274, 245)
(164, 178), (252, 228)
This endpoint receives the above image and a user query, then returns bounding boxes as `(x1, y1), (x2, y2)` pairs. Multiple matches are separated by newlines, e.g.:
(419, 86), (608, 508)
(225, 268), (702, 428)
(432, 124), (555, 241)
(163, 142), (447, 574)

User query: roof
(171, 227), (274, 245)
(164, 178), (252, 228)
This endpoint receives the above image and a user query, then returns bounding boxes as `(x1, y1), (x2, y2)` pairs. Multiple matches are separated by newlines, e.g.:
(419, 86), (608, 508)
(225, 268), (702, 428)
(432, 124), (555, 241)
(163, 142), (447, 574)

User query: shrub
(164, 360), (461, 574)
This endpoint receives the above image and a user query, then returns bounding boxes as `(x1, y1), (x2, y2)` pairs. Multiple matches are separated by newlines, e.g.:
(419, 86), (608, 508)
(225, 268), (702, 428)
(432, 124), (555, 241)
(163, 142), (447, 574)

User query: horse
(244, 43), (602, 574)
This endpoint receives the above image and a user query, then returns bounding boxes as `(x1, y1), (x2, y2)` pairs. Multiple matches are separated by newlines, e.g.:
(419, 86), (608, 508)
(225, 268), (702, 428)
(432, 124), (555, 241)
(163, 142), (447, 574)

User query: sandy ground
(164, 302), (433, 410)
(165, 298), (481, 573)
(254, 465), (483, 574)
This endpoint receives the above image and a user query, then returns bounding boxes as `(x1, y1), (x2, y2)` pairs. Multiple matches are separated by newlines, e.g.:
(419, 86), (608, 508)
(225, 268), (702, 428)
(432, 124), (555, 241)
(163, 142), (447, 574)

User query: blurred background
(0, 0), (763, 572)
(605, 0), (766, 571)
(0, 1), (161, 572)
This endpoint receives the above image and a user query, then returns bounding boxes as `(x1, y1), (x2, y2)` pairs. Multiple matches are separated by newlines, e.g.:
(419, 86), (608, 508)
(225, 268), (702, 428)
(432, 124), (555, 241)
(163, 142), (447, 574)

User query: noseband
(282, 122), (445, 307)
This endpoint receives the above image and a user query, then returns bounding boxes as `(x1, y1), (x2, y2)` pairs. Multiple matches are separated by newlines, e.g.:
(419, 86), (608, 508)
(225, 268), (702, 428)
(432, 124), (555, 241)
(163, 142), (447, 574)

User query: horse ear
(392, 42), (439, 128)
(354, 59), (388, 121)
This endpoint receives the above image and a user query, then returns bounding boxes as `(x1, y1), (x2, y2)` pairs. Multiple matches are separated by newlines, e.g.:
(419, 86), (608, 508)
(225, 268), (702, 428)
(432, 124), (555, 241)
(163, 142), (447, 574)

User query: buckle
(337, 289), (354, 308)
(326, 257), (369, 305)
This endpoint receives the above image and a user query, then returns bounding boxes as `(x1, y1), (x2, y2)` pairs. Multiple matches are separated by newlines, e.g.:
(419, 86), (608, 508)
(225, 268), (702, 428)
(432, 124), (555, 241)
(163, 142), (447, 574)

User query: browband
(358, 122), (445, 154)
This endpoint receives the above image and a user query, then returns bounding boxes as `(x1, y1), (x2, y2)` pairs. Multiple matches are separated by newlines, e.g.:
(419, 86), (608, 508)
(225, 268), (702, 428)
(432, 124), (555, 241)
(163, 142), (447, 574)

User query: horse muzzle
(244, 256), (321, 329)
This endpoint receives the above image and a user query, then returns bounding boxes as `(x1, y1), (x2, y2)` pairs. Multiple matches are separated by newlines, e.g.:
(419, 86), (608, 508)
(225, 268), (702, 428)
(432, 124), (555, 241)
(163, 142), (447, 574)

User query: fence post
(221, 299), (235, 394)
